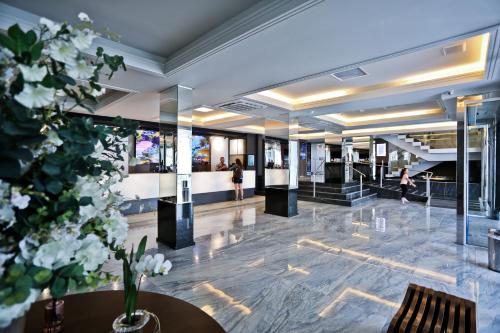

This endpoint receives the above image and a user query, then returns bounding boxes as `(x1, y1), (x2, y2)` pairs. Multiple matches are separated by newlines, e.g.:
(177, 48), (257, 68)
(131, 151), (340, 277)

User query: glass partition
(465, 97), (500, 246)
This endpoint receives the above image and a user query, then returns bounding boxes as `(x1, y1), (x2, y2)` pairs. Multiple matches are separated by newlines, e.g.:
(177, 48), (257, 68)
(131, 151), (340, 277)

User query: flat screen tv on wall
(135, 130), (160, 164)
(192, 135), (210, 171)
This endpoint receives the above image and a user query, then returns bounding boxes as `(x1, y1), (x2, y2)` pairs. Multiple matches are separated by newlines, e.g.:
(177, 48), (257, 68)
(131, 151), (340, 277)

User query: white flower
(39, 17), (61, 36)
(66, 59), (95, 80)
(90, 87), (106, 97)
(1, 68), (14, 83)
(0, 48), (14, 61)
(49, 40), (77, 65)
(75, 234), (109, 271)
(78, 12), (92, 23)
(0, 180), (10, 198)
(79, 204), (98, 223)
(0, 288), (40, 328)
(91, 141), (104, 158)
(103, 209), (128, 245)
(134, 253), (172, 276)
(18, 64), (47, 82)
(46, 130), (63, 146)
(0, 253), (14, 277)
(11, 187), (30, 209)
(19, 237), (39, 261)
(0, 205), (15, 228)
(14, 84), (55, 108)
(70, 29), (96, 51)
(33, 235), (80, 269)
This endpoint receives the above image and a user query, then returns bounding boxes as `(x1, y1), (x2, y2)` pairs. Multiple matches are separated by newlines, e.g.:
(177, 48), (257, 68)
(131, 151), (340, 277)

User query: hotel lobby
(1, 1), (500, 332)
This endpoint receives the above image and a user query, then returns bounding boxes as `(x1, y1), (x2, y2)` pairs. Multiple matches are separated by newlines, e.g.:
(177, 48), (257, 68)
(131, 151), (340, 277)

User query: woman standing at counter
(230, 158), (244, 200)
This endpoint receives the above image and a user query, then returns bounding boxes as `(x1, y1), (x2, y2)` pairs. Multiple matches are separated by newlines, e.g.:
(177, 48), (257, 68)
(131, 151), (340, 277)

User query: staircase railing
(347, 162), (367, 198)
(369, 162), (433, 206)
(312, 159), (326, 198)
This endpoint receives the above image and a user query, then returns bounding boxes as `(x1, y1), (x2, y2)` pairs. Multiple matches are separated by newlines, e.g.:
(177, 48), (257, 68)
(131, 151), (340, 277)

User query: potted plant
(112, 235), (172, 332)
(0, 13), (168, 332)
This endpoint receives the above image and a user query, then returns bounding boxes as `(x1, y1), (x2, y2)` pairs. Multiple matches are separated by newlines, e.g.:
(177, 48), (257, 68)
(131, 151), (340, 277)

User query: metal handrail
(346, 163), (366, 198)
(312, 159), (326, 197)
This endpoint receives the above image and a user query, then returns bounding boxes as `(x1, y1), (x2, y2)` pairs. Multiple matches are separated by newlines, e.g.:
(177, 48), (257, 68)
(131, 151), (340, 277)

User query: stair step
(298, 193), (377, 207)
(298, 189), (371, 200)
(412, 142), (422, 147)
(398, 135), (407, 140)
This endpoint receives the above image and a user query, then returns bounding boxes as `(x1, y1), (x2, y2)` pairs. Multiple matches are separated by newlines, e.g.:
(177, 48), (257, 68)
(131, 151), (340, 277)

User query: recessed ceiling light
(194, 106), (214, 112)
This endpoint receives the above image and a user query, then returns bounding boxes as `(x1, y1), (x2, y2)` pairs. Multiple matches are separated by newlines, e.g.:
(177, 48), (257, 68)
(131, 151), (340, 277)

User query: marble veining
(102, 197), (500, 332)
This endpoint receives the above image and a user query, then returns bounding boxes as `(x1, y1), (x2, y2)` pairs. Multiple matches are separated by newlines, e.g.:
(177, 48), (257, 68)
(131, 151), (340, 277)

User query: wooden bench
(388, 283), (476, 333)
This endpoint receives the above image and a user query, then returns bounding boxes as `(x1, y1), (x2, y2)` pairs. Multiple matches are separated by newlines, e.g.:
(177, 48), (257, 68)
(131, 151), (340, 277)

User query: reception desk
(112, 171), (256, 214)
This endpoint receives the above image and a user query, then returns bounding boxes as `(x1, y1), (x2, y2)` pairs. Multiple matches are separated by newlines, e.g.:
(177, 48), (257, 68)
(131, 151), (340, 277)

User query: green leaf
(0, 159), (21, 178)
(31, 268), (53, 285)
(67, 278), (77, 291)
(7, 24), (25, 42)
(56, 73), (76, 86)
(8, 264), (25, 280)
(79, 196), (92, 206)
(41, 162), (61, 176)
(51, 277), (68, 298)
(15, 276), (33, 290)
(46, 180), (63, 194)
(0, 34), (16, 54)
(135, 236), (147, 262)
(30, 42), (44, 61)
(4, 288), (30, 306)
(0, 287), (13, 303)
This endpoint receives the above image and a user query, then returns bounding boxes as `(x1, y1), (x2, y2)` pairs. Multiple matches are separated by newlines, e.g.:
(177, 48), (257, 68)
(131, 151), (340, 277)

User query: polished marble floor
(108, 197), (500, 332)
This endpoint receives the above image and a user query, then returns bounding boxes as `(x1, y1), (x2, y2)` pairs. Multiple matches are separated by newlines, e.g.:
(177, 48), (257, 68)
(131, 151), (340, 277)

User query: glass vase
(112, 310), (150, 333)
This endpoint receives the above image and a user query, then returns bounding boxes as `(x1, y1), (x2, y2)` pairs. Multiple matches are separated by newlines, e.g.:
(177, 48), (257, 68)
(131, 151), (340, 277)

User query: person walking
(400, 168), (416, 204)
(230, 158), (244, 200)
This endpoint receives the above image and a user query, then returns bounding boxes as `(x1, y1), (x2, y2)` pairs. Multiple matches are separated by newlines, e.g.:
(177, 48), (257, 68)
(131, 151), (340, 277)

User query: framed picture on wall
(376, 143), (386, 157)
(247, 154), (255, 167)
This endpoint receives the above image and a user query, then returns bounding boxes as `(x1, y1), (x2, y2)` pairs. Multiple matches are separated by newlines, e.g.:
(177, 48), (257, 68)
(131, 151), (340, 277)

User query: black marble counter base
(157, 199), (195, 250)
(265, 186), (298, 217)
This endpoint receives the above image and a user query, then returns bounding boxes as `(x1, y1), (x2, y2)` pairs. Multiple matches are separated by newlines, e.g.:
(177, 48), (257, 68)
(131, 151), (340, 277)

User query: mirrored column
(264, 116), (298, 217)
(157, 85), (195, 250)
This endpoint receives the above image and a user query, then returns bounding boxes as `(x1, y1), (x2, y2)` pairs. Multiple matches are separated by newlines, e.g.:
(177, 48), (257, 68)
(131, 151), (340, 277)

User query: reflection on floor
(106, 197), (500, 332)
(468, 215), (500, 247)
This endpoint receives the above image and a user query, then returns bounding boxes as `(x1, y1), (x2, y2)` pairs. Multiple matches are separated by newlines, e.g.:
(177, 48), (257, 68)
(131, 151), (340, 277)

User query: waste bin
(488, 228), (500, 272)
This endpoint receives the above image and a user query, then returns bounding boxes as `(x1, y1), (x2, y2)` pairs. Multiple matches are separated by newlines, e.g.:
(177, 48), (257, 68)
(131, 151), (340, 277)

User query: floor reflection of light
(199, 283), (252, 315)
(194, 255), (200, 264)
(201, 304), (216, 316)
(287, 264), (310, 276)
(352, 221), (369, 227)
(298, 239), (456, 284)
(319, 287), (399, 317)
(247, 258), (265, 267)
(352, 232), (370, 240)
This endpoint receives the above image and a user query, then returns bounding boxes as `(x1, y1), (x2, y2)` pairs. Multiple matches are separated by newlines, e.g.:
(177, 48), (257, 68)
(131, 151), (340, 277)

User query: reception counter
(113, 171), (255, 214)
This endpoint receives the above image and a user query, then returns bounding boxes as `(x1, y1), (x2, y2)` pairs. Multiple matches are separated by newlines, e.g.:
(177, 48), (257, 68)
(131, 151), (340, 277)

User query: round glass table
(25, 290), (226, 333)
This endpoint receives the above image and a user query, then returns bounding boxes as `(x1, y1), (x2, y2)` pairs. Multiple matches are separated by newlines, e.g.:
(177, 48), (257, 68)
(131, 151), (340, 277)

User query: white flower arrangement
(0, 13), (165, 329)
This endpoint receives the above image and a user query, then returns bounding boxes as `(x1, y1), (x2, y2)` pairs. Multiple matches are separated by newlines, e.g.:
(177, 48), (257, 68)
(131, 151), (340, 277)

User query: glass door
(465, 98), (500, 246)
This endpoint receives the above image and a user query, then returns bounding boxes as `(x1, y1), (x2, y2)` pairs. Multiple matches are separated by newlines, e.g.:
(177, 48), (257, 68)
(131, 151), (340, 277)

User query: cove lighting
(342, 121), (457, 136)
(257, 89), (348, 106)
(194, 106), (214, 112)
(401, 33), (489, 85)
(324, 109), (442, 125)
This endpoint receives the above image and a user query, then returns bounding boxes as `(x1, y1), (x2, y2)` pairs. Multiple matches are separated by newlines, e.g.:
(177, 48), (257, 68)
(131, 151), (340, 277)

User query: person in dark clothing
(230, 158), (244, 200)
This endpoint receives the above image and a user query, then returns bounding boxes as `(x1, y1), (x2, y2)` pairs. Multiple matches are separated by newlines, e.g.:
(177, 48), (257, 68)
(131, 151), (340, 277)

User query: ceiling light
(296, 90), (348, 104)
(322, 109), (442, 125)
(194, 106), (214, 112)
(257, 90), (294, 104)
(342, 121), (457, 136)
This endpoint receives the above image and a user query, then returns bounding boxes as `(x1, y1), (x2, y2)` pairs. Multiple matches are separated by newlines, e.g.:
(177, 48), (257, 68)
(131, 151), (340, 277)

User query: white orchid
(46, 130), (63, 147)
(14, 84), (55, 109)
(10, 187), (30, 209)
(0, 253), (14, 277)
(103, 209), (128, 245)
(67, 59), (95, 80)
(33, 235), (81, 270)
(39, 17), (61, 36)
(18, 64), (47, 82)
(75, 234), (109, 271)
(49, 40), (77, 65)
(18, 237), (39, 262)
(0, 180), (9, 198)
(0, 205), (15, 228)
(70, 29), (96, 51)
(0, 289), (40, 328)
(78, 12), (92, 23)
(134, 253), (172, 276)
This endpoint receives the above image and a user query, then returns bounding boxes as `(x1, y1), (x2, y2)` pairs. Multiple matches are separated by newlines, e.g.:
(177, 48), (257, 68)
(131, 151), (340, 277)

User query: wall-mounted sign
(376, 143), (386, 157)
(247, 154), (255, 167)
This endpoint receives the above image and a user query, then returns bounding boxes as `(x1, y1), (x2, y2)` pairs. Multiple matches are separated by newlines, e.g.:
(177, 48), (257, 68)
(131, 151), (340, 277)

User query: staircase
(385, 160), (441, 178)
(298, 181), (377, 206)
(381, 134), (456, 161)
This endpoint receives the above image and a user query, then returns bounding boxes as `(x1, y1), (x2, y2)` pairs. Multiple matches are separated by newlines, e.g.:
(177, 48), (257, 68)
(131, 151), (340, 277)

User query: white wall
(112, 171), (256, 200)
(265, 169), (289, 186)
(210, 136), (228, 171)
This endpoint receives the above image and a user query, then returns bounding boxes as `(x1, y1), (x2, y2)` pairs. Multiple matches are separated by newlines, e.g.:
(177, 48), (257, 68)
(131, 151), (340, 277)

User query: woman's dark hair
(235, 158), (242, 167)
(400, 168), (407, 179)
